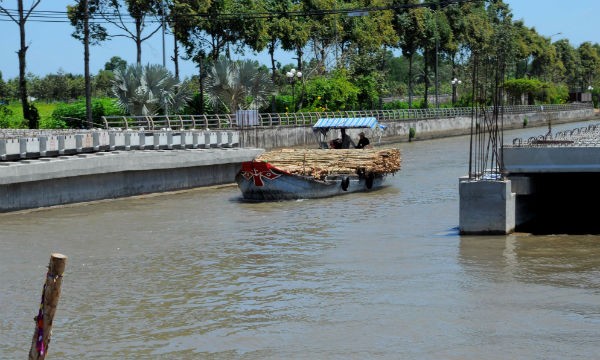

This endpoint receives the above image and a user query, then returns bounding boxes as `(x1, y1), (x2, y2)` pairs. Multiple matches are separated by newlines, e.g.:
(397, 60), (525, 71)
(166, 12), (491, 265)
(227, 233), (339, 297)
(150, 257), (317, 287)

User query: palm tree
(112, 64), (191, 116)
(203, 57), (274, 113)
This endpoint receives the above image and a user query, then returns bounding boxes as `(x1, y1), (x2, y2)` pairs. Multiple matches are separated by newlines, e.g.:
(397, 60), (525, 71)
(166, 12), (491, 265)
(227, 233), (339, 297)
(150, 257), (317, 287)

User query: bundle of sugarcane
(255, 148), (401, 179)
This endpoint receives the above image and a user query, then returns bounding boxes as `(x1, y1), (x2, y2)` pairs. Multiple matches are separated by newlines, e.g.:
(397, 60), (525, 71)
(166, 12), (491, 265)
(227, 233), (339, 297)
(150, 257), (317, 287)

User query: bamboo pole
(255, 148), (401, 178)
(29, 253), (67, 360)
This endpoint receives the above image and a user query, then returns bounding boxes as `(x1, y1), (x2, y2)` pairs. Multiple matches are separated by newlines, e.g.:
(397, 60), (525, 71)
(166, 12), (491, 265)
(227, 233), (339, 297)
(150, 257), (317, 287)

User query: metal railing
(101, 103), (593, 131)
(510, 123), (600, 148)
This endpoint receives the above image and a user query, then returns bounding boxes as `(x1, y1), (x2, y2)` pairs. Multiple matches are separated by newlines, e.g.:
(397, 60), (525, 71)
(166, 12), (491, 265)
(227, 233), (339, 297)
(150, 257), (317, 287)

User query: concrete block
(40, 136), (60, 156)
(125, 131), (142, 150)
(93, 131), (110, 151)
(167, 131), (175, 149)
(228, 132), (239, 147)
(208, 131), (218, 148)
(59, 135), (77, 155)
(2, 139), (20, 159)
(217, 132), (226, 147)
(109, 132), (126, 150)
(181, 131), (194, 149)
(76, 133), (94, 152)
(459, 177), (515, 235)
(20, 137), (40, 158)
(153, 132), (168, 149)
(194, 131), (204, 149)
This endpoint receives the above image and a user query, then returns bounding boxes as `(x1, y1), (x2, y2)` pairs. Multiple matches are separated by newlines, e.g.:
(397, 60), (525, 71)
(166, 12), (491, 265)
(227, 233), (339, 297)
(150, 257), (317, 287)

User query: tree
(394, 3), (427, 108)
(68, 0), (108, 127)
(278, 1), (310, 72)
(172, 0), (238, 113)
(504, 78), (542, 105)
(0, 0), (42, 128)
(104, 56), (128, 72)
(98, 0), (164, 65)
(0, 71), (7, 101)
(174, 0), (242, 63)
(554, 39), (579, 90)
(112, 63), (192, 116)
(203, 58), (274, 113)
(302, 69), (360, 111)
(239, 0), (283, 82)
(578, 42), (600, 91)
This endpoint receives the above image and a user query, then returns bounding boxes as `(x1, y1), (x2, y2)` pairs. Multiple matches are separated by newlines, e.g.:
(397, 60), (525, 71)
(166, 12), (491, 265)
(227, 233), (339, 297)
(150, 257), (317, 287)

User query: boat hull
(236, 161), (386, 201)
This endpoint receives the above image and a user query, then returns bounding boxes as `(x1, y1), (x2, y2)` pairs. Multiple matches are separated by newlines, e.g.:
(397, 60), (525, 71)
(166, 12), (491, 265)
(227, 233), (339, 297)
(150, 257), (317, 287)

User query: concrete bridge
(460, 122), (600, 235)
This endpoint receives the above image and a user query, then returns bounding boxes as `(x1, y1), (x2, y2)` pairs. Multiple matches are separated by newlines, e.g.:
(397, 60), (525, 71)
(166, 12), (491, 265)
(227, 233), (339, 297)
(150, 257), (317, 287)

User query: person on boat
(329, 138), (342, 149)
(340, 128), (355, 149)
(355, 132), (371, 149)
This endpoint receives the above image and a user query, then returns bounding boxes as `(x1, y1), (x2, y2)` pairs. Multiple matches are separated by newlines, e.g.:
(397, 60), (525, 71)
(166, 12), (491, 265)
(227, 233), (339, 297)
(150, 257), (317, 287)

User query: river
(1, 120), (600, 359)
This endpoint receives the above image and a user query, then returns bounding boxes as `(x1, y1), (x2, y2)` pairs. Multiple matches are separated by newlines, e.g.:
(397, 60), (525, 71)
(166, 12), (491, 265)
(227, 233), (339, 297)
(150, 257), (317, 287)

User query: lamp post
(549, 32), (562, 42)
(451, 78), (462, 105)
(286, 68), (302, 112)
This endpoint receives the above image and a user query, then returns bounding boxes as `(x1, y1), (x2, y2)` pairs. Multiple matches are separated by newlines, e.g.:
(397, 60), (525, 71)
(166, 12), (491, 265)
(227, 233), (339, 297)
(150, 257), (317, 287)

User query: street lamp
(451, 78), (462, 105)
(549, 32), (562, 42)
(286, 68), (302, 112)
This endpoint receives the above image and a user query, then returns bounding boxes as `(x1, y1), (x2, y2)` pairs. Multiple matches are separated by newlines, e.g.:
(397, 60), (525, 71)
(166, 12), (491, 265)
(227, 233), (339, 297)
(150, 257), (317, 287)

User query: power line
(0, 0), (485, 24)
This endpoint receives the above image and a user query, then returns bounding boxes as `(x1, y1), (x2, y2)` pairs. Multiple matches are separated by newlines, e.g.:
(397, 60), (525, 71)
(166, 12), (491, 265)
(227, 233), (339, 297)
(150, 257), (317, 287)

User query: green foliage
(182, 92), (205, 115)
(51, 98), (123, 128)
(504, 78), (569, 105)
(382, 100), (409, 110)
(112, 64), (192, 116)
(0, 104), (16, 128)
(302, 70), (359, 112)
(269, 94), (293, 113)
(0, 72), (7, 100)
(353, 74), (381, 110)
(409, 127), (416, 141)
(522, 117), (528, 128)
(204, 58), (274, 113)
(40, 117), (67, 129)
(504, 78), (543, 95)
(382, 98), (426, 110)
(28, 71), (86, 101)
(504, 78), (544, 105)
(541, 83), (569, 104)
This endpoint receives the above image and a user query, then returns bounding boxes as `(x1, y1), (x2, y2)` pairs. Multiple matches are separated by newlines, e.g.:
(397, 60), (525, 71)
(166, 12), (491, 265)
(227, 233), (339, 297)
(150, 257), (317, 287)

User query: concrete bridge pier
(459, 178), (516, 235)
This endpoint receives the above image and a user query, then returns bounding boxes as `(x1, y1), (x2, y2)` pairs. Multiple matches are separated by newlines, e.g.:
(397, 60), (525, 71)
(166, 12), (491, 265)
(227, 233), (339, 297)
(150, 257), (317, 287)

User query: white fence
(0, 129), (239, 161)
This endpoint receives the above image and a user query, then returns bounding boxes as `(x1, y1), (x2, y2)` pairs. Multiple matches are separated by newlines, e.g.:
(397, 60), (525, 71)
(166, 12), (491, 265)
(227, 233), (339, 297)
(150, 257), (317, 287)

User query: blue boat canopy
(313, 117), (379, 129)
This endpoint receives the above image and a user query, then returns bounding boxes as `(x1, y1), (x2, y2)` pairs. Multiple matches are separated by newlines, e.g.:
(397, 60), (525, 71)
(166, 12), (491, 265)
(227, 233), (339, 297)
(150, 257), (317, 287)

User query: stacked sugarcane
(255, 148), (401, 180)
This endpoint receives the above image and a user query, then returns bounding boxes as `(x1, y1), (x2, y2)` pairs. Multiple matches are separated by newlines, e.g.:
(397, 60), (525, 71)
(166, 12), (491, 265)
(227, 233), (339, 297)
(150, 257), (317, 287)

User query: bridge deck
(504, 123), (600, 173)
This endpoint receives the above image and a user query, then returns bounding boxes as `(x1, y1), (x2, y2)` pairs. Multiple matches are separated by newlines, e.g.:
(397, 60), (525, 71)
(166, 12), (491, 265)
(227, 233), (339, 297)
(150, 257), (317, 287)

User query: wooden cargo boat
(236, 117), (401, 201)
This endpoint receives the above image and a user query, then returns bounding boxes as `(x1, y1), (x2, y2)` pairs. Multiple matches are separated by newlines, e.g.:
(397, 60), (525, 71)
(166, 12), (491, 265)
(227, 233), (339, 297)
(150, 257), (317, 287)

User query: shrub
(51, 98), (124, 128)
(0, 104), (13, 128)
(409, 127), (416, 141)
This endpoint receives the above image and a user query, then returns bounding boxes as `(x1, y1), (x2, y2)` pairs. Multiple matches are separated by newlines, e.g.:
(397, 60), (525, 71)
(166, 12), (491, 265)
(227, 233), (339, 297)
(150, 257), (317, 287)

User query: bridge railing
(101, 103), (593, 131)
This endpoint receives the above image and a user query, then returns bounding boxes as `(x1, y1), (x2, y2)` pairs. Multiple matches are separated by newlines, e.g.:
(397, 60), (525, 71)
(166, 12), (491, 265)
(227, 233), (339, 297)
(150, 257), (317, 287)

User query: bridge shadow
(516, 173), (600, 235)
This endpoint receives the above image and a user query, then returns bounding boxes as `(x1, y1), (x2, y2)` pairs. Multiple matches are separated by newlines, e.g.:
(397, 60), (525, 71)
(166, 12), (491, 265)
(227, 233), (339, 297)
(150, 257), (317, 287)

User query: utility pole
(161, 0), (166, 67)
(84, 0), (92, 128)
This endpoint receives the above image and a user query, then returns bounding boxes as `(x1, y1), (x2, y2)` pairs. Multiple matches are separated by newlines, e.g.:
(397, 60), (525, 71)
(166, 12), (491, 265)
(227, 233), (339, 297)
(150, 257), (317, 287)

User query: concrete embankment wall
(0, 148), (263, 213)
(239, 107), (597, 149)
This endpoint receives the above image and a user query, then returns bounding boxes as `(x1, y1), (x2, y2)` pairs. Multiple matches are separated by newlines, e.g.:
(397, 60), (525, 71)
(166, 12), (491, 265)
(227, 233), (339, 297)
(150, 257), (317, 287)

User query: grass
(1, 101), (58, 128)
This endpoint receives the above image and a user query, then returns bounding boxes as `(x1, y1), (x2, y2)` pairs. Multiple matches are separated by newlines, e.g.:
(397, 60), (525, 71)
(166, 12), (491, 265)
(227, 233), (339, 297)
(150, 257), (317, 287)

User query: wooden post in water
(29, 253), (67, 360)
